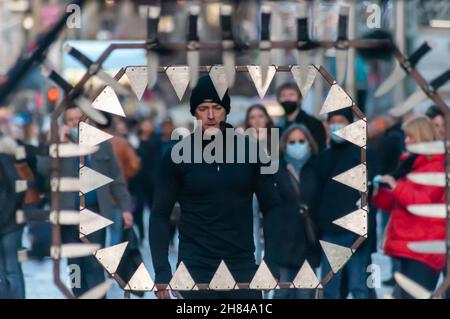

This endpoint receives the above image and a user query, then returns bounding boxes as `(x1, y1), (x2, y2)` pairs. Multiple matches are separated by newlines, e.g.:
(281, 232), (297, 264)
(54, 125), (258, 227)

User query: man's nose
(207, 108), (214, 119)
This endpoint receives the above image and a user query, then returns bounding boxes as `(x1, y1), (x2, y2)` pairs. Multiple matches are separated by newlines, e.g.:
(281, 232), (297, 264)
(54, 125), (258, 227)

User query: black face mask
(280, 101), (298, 115)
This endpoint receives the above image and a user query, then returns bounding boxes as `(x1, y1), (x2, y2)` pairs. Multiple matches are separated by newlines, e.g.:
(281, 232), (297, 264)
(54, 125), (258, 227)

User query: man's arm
(149, 149), (179, 284)
(106, 142), (132, 213)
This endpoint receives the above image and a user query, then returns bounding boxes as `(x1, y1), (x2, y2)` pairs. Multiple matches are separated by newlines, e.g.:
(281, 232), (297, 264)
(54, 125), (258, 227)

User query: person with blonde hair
(372, 115), (446, 299)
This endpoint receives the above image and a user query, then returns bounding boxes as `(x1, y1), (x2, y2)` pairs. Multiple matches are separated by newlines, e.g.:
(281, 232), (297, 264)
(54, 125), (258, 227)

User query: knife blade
(406, 140), (447, 155)
(220, 4), (235, 88)
(259, 4), (272, 85)
(407, 204), (447, 219)
(375, 41), (434, 97)
(394, 272), (432, 299)
(407, 241), (447, 254)
(49, 143), (98, 158)
(64, 44), (129, 96)
(390, 69), (450, 116)
(51, 243), (100, 259)
(407, 172), (447, 187)
(187, 5), (200, 89)
(79, 280), (112, 299)
(336, 4), (349, 85)
(146, 5), (160, 90)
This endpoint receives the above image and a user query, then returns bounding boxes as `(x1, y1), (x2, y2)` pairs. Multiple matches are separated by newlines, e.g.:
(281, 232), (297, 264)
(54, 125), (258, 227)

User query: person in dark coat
(267, 124), (321, 299)
(0, 136), (25, 299)
(276, 82), (327, 151)
(316, 108), (376, 299)
(149, 75), (281, 299)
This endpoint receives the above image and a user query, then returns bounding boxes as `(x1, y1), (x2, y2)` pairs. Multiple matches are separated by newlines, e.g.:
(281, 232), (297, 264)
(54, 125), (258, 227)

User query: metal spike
(407, 204), (447, 219)
(320, 240), (352, 273)
(79, 208), (114, 237)
(332, 208), (368, 236)
(332, 119), (367, 148)
(79, 121), (113, 148)
(407, 241), (447, 254)
(94, 242), (128, 274)
(209, 65), (229, 100)
(92, 86), (126, 117)
(49, 210), (80, 225)
(79, 280), (112, 299)
(169, 261), (196, 291)
(394, 272), (432, 299)
(51, 243), (100, 259)
(291, 65), (318, 99)
(249, 261), (278, 290)
(125, 263), (155, 291)
(292, 260), (320, 289)
(332, 164), (367, 192)
(406, 141), (446, 155)
(49, 143), (99, 158)
(79, 166), (113, 194)
(166, 66), (190, 101)
(51, 177), (80, 192)
(76, 96), (108, 125)
(407, 172), (446, 187)
(247, 65), (276, 99)
(125, 66), (148, 101)
(209, 261), (236, 291)
(15, 180), (28, 193)
(319, 84), (353, 115)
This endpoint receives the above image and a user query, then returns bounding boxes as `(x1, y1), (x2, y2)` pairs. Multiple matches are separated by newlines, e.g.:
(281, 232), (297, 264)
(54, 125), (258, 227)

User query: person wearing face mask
(315, 108), (377, 299)
(265, 124), (321, 299)
(372, 116), (445, 299)
(276, 82), (327, 151)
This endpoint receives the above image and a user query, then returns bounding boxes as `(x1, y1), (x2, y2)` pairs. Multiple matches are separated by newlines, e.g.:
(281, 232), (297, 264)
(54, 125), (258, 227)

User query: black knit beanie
(189, 75), (231, 115)
(327, 107), (354, 123)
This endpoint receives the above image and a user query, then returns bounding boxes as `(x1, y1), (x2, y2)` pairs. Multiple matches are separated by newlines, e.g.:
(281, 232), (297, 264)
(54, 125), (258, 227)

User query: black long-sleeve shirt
(149, 131), (281, 283)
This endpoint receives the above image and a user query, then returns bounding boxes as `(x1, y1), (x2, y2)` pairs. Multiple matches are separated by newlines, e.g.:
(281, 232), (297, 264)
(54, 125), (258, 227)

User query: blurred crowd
(0, 77), (448, 299)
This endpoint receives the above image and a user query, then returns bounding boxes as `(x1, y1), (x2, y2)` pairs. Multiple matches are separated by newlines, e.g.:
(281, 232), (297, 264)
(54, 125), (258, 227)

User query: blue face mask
(329, 123), (346, 143)
(69, 127), (78, 140)
(286, 142), (310, 160)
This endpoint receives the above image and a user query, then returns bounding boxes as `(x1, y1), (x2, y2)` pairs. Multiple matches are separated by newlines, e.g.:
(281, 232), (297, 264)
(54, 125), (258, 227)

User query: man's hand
(59, 125), (71, 142)
(122, 211), (134, 229)
(380, 175), (397, 190)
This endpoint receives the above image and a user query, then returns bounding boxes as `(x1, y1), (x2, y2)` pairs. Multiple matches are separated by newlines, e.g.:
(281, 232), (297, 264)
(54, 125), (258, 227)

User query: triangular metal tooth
(76, 96), (108, 125)
(319, 84), (353, 115)
(92, 86), (126, 117)
(79, 280), (112, 299)
(125, 263), (155, 291)
(293, 260), (320, 289)
(407, 204), (447, 219)
(166, 66), (190, 101)
(125, 66), (148, 101)
(51, 243), (100, 259)
(406, 141), (446, 155)
(49, 143), (99, 158)
(333, 119), (367, 147)
(332, 164), (367, 192)
(94, 242), (128, 274)
(209, 65), (229, 100)
(209, 260), (236, 291)
(169, 261), (196, 291)
(79, 166), (113, 194)
(332, 208), (368, 236)
(394, 272), (432, 299)
(79, 208), (114, 237)
(15, 180), (28, 193)
(407, 240), (447, 254)
(249, 261), (278, 290)
(247, 65), (277, 99)
(320, 240), (353, 273)
(291, 65), (318, 99)
(79, 122), (113, 148)
(407, 172), (446, 187)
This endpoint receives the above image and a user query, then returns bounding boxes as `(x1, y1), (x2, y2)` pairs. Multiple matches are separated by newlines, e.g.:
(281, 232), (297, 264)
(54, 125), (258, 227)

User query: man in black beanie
(149, 75), (281, 299)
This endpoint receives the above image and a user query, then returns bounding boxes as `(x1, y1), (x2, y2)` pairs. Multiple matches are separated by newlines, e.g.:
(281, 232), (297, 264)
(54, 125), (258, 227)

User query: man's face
(194, 102), (226, 133)
(64, 108), (83, 129)
(329, 115), (350, 126)
(432, 115), (445, 140)
(278, 88), (301, 104)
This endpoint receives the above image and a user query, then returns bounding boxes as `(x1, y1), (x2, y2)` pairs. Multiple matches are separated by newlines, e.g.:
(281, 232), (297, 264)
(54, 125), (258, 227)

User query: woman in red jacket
(372, 116), (446, 299)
